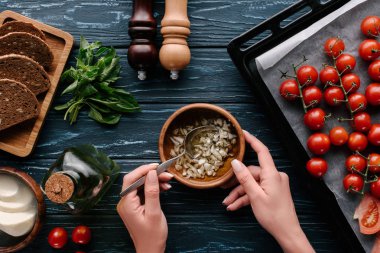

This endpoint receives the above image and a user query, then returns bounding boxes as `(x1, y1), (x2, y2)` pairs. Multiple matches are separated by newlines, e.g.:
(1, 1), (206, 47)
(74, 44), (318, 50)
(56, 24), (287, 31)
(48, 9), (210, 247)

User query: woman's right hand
(223, 131), (315, 253)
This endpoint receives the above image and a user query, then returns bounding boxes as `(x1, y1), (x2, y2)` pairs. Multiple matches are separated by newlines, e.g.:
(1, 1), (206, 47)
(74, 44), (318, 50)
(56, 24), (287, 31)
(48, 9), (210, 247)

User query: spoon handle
(119, 156), (179, 198)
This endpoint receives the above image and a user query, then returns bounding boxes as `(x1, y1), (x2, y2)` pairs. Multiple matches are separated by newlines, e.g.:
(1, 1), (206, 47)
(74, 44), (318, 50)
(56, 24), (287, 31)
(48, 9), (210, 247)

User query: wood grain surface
(0, 0), (345, 252)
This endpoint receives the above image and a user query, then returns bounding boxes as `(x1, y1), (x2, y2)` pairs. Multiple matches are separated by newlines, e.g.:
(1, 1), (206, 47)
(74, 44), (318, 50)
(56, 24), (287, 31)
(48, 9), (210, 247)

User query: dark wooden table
(0, 1), (346, 252)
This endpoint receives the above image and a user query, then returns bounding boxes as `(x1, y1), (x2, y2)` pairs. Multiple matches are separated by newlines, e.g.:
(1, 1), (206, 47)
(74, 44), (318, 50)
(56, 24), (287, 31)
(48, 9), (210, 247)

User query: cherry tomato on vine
(72, 225), (92, 245)
(324, 87), (345, 106)
(368, 60), (380, 81)
(336, 53), (356, 73)
(368, 124), (380, 146)
(371, 179), (380, 198)
(369, 153), (380, 173)
(342, 73), (360, 94)
(358, 39), (380, 61)
(348, 93), (367, 113)
(304, 108), (326, 131)
(343, 174), (364, 192)
(329, 126), (348, 146)
(319, 66), (339, 85)
(297, 65), (318, 86)
(348, 132), (368, 152)
(48, 227), (68, 249)
(279, 79), (300, 101)
(353, 112), (372, 132)
(306, 158), (328, 177)
(345, 154), (367, 173)
(361, 16), (380, 37)
(324, 37), (345, 58)
(366, 83), (380, 106)
(302, 86), (322, 107)
(307, 133), (330, 155)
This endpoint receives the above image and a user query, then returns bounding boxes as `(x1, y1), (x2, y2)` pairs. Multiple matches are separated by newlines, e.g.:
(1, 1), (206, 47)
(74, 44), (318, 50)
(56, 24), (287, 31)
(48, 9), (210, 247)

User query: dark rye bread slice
(0, 79), (39, 131)
(0, 32), (53, 69)
(0, 54), (51, 95)
(0, 21), (46, 40)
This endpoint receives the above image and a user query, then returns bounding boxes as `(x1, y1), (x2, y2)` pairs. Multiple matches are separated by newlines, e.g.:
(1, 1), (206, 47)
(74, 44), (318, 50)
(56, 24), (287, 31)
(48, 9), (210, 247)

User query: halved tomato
(354, 194), (380, 235)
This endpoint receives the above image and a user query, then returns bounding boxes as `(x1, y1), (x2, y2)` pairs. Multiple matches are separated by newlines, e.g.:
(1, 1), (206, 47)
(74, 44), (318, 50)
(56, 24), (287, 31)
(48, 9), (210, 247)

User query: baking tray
(227, 0), (369, 252)
(0, 11), (74, 157)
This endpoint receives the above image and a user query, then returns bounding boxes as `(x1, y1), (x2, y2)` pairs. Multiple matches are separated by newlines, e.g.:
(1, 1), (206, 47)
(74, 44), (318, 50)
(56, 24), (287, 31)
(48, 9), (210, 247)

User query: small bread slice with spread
(0, 79), (39, 131)
(0, 21), (46, 40)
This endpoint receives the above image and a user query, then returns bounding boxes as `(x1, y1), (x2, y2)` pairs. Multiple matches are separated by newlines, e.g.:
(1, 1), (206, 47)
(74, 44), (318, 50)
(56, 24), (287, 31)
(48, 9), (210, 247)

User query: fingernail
(232, 159), (243, 172)
(166, 172), (174, 178)
(147, 170), (157, 182)
(222, 196), (229, 205)
(243, 130), (249, 134)
(226, 206), (231, 211)
(164, 183), (172, 189)
(151, 163), (160, 167)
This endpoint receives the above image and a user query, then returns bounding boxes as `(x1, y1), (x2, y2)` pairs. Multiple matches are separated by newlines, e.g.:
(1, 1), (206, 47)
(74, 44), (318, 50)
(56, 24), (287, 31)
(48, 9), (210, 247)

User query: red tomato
(369, 60), (380, 82)
(369, 153), (380, 173)
(366, 83), (380, 106)
(324, 87), (345, 106)
(368, 124), (380, 146)
(336, 53), (356, 73)
(324, 37), (345, 58)
(329, 126), (348, 146)
(345, 154), (367, 173)
(361, 16), (380, 37)
(297, 65), (318, 86)
(353, 112), (372, 132)
(371, 179), (380, 198)
(279, 79), (299, 101)
(347, 93), (367, 113)
(319, 66), (339, 85)
(304, 108), (326, 131)
(359, 39), (380, 61)
(354, 194), (380, 235)
(48, 227), (68, 249)
(72, 225), (92, 245)
(302, 86), (322, 107)
(343, 174), (364, 192)
(307, 133), (330, 155)
(306, 158), (328, 178)
(348, 132), (368, 152)
(341, 73), (360, 94)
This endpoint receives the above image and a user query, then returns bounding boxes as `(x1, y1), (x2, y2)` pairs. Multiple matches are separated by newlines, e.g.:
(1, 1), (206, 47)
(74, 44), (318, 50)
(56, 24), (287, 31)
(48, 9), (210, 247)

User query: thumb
(144, 170), (162, 219)
(231, 159), (263, 200)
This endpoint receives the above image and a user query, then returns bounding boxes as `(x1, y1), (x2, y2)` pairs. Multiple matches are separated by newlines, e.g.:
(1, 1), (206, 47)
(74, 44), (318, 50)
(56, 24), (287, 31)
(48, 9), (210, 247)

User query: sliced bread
(0, 32), (53, 69)
(0, 79), (39, 131)
(0, 54), (51, 95)
(0, 21), (46, 40)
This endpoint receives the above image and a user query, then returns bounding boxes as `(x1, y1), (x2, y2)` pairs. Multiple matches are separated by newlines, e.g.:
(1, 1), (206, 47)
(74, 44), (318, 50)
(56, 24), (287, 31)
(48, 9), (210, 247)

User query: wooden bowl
(0, 167), (45, 253)
(159, 103), (245, 189)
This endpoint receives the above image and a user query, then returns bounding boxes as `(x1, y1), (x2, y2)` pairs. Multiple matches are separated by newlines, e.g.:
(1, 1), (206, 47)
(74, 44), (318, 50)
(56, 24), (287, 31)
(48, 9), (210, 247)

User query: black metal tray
(228, 0), (364, 252)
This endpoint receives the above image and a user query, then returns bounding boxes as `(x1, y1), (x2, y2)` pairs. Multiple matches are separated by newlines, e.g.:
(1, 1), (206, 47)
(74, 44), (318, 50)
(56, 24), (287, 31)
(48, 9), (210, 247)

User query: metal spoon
(119, 126), (217, 198)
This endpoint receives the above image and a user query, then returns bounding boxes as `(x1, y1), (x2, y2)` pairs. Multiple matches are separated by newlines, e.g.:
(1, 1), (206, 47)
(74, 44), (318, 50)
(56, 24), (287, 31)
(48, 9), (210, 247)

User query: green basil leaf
(61, 80), (79, 95)
(88, 106), (121, 125)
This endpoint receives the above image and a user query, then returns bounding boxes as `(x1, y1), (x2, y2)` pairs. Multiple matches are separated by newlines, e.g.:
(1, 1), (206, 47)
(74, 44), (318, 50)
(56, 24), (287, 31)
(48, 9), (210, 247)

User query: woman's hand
(223, 131), (315, 253)
(117, 163), (173, 253)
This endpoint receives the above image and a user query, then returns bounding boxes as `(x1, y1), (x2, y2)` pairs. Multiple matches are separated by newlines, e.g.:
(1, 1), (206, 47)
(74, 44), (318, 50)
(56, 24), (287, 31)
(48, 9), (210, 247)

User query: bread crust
(0, 21), (46, 40)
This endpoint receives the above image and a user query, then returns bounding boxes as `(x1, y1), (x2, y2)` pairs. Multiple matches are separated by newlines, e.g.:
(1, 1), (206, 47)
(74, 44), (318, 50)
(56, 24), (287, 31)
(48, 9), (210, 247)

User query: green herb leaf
(88, 106), (121, 125)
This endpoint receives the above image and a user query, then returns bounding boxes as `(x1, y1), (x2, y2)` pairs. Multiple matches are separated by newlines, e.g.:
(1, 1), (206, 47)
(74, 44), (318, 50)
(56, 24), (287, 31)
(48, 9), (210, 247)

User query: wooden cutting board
(0, 10), (74, 157)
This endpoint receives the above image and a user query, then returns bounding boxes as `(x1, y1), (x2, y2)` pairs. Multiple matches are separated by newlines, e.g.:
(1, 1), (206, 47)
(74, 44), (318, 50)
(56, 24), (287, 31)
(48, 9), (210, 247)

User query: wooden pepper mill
(128, 0), (158, 80)
(159, 0), (191, 80)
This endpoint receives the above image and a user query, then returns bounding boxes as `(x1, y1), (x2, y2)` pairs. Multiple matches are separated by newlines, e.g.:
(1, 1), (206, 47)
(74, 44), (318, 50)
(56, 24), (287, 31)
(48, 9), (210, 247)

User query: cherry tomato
(359, 39), (380, 61)
(369, 153), (380, 173)
(297, 65), (318, 86)
(353, 112), (372, 132)
(324, 87), (345, 106)
(366, 83), (380, 106)
(343, 174), (364, 192)
(329, 126), (348, 146)
(307, 133), (330, 155)
(348, 132), (368, 152)
(346, 154), (367, 173)
(306, 158), (328, 178)
(369, 60), (380, 81)
(304, 108), (326, 131)
(371, 179), (380, 199)
(368, 124), (380, 146)
(319, 66), (339, 85)
(342, 73), (361, 93)
(302, 86), (322, 107)
(48, 227), (68, 249)
(336, 53), (356, 73)
(324, 37), (345, 58)
(279, 79), (300, 101)
(72, 225), (92, 245)
(347, 93), (367, 113)
(361, 16), (380, 37)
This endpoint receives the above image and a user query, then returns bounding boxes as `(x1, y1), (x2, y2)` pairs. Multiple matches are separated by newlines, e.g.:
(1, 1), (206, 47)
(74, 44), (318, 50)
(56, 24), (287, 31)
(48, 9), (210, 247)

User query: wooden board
(0, 10), (74, 157)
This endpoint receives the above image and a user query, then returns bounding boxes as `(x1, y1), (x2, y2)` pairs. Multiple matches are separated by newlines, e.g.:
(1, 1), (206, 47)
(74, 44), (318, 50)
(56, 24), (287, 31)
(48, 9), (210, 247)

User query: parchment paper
(255, 0), (380, 252)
